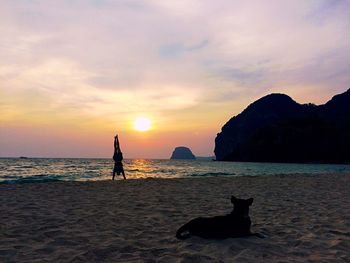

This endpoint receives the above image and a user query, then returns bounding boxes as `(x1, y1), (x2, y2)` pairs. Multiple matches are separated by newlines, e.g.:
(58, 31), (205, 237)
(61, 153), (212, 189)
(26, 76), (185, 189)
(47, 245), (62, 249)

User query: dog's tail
(250, 232), (266, 238)
(176, 223), (191, 240)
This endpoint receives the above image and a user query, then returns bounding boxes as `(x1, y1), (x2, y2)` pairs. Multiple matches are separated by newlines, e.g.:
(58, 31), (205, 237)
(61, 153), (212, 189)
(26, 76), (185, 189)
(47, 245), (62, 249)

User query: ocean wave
(0, 176), (62, 185)
(2, 158), (350, 183)
(189, 172), (235, 177)
(127, 169), (140, 172)
(15, 165), (34, 169)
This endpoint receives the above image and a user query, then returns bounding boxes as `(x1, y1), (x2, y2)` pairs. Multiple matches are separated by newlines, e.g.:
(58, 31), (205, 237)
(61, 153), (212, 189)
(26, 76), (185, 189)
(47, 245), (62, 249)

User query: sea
(1, 158), (350, 184)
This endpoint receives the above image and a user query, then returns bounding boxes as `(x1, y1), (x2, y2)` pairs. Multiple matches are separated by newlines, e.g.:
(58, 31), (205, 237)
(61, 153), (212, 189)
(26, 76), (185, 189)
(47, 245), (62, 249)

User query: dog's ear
(247, 198), (254, 206)
(231, 196), (237, 204)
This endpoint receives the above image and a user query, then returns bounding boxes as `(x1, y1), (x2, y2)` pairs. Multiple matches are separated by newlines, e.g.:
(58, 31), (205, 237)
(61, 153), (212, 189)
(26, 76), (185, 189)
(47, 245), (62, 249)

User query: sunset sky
(1, 0), (350, 158)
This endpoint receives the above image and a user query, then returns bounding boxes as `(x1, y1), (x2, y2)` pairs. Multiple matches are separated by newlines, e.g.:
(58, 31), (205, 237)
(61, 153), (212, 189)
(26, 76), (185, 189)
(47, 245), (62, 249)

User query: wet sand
(1, 173), (350, 262)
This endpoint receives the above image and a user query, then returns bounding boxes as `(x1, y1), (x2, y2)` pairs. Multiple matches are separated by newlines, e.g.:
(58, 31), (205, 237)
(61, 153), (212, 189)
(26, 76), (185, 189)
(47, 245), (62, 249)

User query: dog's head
(231, 196), (253, 217)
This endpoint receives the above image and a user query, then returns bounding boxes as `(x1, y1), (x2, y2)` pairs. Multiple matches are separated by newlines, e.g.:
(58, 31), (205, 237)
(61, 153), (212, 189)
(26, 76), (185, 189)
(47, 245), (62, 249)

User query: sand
(1, 173), (350, 262)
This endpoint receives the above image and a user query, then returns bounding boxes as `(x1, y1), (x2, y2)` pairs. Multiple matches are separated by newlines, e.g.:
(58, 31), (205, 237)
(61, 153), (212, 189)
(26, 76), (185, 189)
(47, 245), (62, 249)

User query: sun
(134, 117), (152, 132)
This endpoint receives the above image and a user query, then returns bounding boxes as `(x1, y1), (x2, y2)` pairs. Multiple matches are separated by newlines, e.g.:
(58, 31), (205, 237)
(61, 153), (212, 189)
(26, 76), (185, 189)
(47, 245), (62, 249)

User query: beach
(1, 173), (350, 262)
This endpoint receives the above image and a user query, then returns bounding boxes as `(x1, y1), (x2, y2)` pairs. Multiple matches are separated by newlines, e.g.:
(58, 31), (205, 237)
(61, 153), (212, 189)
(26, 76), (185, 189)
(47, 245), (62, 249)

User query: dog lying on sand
(176, 196), (263, 239)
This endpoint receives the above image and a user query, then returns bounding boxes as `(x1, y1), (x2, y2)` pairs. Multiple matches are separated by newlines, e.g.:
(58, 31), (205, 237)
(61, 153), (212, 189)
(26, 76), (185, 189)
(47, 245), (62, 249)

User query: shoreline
(1, 173), (350, 262)
(2, 171), (350, 185)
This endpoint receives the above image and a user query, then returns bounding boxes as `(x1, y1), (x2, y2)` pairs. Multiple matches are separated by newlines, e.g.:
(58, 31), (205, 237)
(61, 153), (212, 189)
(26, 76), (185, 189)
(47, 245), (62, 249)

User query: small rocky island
(170, 147), (196, 160)
(215, 88), (350, 163)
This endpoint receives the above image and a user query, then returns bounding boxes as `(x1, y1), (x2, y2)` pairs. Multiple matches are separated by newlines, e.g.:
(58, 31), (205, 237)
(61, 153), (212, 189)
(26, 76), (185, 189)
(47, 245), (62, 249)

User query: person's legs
(121, 169), (126, 180)
(114, 135), (117, 152)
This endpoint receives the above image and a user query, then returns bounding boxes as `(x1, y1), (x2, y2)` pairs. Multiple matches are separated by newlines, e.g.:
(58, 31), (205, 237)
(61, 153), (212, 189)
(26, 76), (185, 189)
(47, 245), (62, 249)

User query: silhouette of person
(112, 134), (126, 180)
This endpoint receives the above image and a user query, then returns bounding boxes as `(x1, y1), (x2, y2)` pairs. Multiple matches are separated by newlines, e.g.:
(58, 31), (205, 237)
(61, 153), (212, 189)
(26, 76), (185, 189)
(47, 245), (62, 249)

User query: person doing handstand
(112, 134), (126, 180)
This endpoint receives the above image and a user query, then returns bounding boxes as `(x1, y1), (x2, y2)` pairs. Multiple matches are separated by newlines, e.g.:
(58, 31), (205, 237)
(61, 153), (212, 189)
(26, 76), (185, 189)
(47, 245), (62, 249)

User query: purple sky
(1, 0), (350, 158)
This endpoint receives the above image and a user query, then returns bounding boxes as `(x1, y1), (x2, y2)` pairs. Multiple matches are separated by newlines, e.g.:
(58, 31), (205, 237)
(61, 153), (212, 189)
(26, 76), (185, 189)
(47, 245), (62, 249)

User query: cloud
(1, 0), (350, 157)
(159, 40), (209, 58)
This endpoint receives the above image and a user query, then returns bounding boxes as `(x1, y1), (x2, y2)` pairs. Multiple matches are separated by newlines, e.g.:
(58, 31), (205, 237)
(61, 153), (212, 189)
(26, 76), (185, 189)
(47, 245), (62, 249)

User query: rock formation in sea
(215, 88), (350, 163)
(170, 147), (196, 160)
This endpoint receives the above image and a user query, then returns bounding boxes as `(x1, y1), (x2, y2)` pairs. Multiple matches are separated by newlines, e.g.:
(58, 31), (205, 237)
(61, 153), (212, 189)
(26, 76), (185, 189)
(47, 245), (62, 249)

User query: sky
(1, 0), (350, 158)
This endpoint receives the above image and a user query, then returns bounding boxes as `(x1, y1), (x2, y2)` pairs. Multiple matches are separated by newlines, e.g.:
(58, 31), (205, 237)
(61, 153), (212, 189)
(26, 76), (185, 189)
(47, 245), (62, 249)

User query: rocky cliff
(215, 89), (350, 163)
(170, 147), (196, 160)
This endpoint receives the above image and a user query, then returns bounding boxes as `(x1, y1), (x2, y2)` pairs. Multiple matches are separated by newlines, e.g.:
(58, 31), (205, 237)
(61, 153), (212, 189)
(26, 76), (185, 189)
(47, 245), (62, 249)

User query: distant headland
(215, 88), (350, 164)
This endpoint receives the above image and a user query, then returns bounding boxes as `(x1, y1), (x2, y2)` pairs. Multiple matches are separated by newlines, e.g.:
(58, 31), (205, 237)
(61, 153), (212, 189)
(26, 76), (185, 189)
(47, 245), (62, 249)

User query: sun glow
(134, 117), (152, 132)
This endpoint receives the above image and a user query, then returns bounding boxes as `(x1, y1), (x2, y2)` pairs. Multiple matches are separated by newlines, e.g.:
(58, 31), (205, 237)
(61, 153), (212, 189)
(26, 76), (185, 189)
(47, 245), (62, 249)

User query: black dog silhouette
(176, 196), (260, 239)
